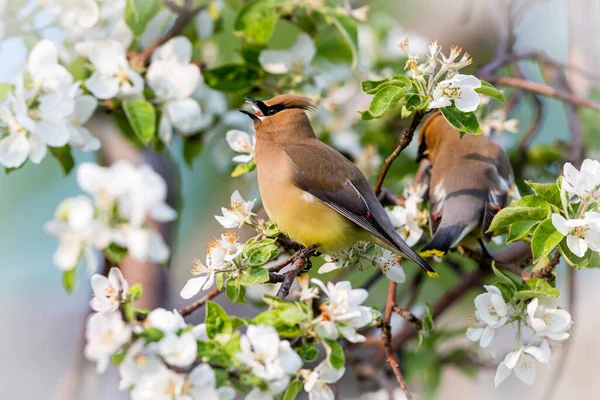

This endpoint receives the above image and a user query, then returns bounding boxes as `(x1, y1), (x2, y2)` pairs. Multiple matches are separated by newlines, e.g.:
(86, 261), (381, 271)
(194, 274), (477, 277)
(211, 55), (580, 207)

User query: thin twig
(488, 75), (600, 112)
(392, 305), (422, 330)
(374, 111), (426, 195)
(523, 251), (560, 281)
(178, 288), (221, 317)
(381, 281), (413, 399)
(274, 245), (318, 299)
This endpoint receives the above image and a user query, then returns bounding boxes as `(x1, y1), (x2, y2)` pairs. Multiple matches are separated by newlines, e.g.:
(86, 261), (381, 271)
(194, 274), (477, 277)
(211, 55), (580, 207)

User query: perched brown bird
(240, 94), (437, 277)
(417, 112), (515, 257)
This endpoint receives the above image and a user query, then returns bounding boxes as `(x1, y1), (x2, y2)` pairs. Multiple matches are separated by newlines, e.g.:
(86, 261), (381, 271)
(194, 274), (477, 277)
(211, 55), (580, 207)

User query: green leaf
(405, 93), (430, 112)
(360, 83), (408, 120)
(283, 379), (303, 400)
(203, 64), (262, 92)
(487, 195), (552, 233)
(104, 243), (128, 264)
(262, 294), (294, 309)
(421, 304), (434, 332)
(507, 220), (539, 244)
(325, 11), (358, 68)
(183, 134), (204, 167)
(49, 145), (75, 175)
(122, 99), (156, 145)
(230, 316), (248, 329)
(125, 0), (163, 36)
(514, 278), (560, 300)
(440, 104), (482, 135)
(205, 301), (232, 339)
(525, 180), (562, 208)
(231, 160), (256, 177)
(234, 0), (286, 44)
(559, 240), (593, 269)
(278, 307), (308, 325)
(0, 82), (12, 102)
(129, 283), (143, 300)
(243, 238), (279, 267)
(111, 351), (127, 366)
(62, 268), (77, 294)
(531, 218), (565, 261)
(69, 57), (90, 81)
(238, 267), (270, 286)
(139, 326), (164, 342)
(475, 81), (505, 103)
(323, 339), (345, 370)
(491, 263), (518, 293)
(297, 342), (319, 362)
(226, 281), (247, 303)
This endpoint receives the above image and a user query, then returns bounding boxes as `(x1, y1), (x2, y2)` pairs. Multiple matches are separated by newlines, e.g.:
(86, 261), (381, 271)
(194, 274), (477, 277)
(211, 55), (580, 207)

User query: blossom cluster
(45, 161), (175, 272)
(466, 284), (573, 386)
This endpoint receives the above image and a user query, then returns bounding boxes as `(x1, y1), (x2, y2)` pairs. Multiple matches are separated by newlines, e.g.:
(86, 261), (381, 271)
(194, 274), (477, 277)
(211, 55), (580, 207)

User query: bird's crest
(264, 94), (316, 112)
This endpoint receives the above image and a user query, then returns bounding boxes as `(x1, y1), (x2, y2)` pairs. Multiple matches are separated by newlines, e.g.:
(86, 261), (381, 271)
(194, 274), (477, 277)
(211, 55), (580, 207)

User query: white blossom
(386, 192), (424, 247)
(494, 344), (549, 386)
(373, 250), (406, 283)
(90, 267), (129, 313)
(214, 190), (256, 229)
(147, 36), (202, 144)
(225, 129), (255, 163)
(66, 87), (100, 151)
(302, 360), (345, 400)
(312, 279), (374, 343)
(27, 39), (73, 92)
(473, 285), (508, 327)
(158, 332), (198, 368)
(236, 325), (302, 398)
(181, 363), (236, 400)
(44, 196), (112, 271)
(428, 74), (481, 112)
(552, 213), (600, 257)
(146, 308), (187, 334)
(562, 159), (600, 201)
(131, 366), (185, 400)
(259, 33), (316, 74)
(118, 339), (162, 390)
(526, 298), (572, 341)
(76, 39), (143, 99)
(84, 312), (132, 373)
(480, 109), (519, 136)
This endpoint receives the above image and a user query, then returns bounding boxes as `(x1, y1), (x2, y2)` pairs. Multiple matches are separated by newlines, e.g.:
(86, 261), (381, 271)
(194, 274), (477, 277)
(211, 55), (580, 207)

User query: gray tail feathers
(420, 225), (466, 258)
(386, 231), (438, 278)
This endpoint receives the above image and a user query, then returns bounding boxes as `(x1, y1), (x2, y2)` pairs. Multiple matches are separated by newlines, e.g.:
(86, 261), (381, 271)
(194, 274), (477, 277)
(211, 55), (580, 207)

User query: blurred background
(1, 0), (599, 399)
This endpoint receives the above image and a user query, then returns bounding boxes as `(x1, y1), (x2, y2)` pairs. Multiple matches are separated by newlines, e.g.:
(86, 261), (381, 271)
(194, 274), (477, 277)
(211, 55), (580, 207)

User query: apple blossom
(386, 194), (425, 247)
(473, 285), (509, 328)
(26, 39), (73, 92)
(225, 129), (255, 163)
(146, 308), (187, 334)
(236, 325), (303, 398)
(84, 312), (132, 373)
(311, 279), (374, 343)
(552, 213), (600, 257)
(214, 190), (256, 229)
(76, 39), (143, 99)
(526, 298), (572, 341)
(561, 159), (600, 201)
(259, 33), (316, 74)
(428, 74), (482, 112)
(118, 339), (162, 391)
(158, 332), (198, 368)
(130, 366), (185, 400)
(302, 360), (346, 400)
(480, 109), (520, 136)
(494, 344), (550, 386)
(181, 363), (236, 400)
(90, 267), (129, 313)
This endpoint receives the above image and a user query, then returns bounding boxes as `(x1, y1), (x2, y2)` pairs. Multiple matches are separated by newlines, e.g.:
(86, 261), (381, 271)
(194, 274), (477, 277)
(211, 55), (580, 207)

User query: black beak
(245, 97), (269, 115)
(238, 109), (261, 123)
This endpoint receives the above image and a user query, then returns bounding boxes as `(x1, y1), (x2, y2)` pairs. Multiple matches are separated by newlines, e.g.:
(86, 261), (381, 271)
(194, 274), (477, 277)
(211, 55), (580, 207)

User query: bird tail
(386, 232), (439, 278)
(420, 225), (466, 258)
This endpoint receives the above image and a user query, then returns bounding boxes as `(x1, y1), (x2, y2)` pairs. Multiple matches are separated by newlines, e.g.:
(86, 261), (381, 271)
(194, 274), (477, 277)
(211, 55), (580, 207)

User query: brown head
(239, 94), (317, 140)
(417, 112), (461, 163)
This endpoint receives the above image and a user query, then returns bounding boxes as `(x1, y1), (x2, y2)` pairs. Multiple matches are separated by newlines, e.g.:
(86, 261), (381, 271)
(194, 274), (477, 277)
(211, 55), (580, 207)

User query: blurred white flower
(66, 86), (100, 151)
(147, 36), (202, 144)
(85, 312), (132, 373)
(526, 298), (572, 341)
(480, 109), (519, 137)
(312, 279), (373, 343)
(302, 360), (345, 400)
(45, 0), (100, 31)
(374, 249), (406, 283)
(296, 274), (319, 302)
(428, 74), (481, 112)
(131, 366), (185, 400)
(494, 344), (549, 386)
(112, 224), (171, 263)
(44, 196), (112, 271)
(259, 33), (316, 74)
(561, 159), (600, 201)
(158, 332), (198, 368)
(382, 28), (429, 62)
(236, 325), (303, 398)
(552, 212), (600, 257)
(182, 363), (236, 400)
(215, 190), (256, 229)
(473, 285), (508, 328)
(90, 267), (129, 313)
(76, 39), (143, 99)
(146, 308), (186, 333)
(118, 339), (162, 391)
(27, 39), (73, 92)
(226, 129), (255, 163)
(386, 197), (424, 248)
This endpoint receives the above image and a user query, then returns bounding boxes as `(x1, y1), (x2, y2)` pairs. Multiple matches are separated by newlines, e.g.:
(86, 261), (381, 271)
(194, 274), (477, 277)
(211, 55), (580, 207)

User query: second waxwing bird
(239, 94), (437, 278)
(417, 112), (515, 258)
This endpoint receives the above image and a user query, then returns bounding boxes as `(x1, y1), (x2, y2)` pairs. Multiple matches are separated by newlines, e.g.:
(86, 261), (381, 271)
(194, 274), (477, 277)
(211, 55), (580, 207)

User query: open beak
(239, 97), (268, 123)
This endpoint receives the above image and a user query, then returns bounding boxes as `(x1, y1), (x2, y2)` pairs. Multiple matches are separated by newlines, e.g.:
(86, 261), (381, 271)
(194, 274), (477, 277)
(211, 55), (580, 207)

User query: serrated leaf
(62, 268), (77, 294)
(205, 301), (232, 338)
(487, 195), (552, 233)
(323, 339), (345, 370)
(226, 281), (246, 303)
(283, 379), (303, 400)
(525, 180), (562, 208)
(475, 81), (505, 103)
(514, 278), (560, 300)
(49, 145), (75, 175)
(531, 218), (564, 261)
(507, 220), (539, 244)
(238, 267), (270, 286)
(360, 83), (408, 120)
(122, 99), (156, 145)
(440, 104), (482, 135)
(125, 0), (163, 36)
(204, 64), (262, 92)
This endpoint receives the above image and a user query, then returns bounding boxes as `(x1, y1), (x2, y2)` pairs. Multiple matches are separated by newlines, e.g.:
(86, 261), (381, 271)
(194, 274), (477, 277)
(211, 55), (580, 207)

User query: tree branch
(178, 288), (221, 317)
(273, 245), (318, 299)
(523, 251), (560, 281)
(392, 305), (422, 330)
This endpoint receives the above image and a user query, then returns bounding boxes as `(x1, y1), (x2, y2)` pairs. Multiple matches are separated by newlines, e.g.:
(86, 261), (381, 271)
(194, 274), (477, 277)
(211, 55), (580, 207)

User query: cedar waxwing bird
(239, 94), (438, 278)
(417, 112), (515, 258)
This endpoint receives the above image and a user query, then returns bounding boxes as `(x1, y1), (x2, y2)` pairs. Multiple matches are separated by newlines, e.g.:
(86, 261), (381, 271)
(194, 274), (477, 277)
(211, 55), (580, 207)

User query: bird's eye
(267, 107), (277, 116)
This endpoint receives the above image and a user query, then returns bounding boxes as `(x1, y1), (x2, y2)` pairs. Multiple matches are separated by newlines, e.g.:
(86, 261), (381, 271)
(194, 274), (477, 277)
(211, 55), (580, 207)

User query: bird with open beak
(239, 94), (437, 278)
(417, 112), (515, 258)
